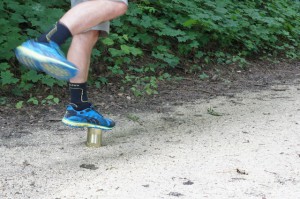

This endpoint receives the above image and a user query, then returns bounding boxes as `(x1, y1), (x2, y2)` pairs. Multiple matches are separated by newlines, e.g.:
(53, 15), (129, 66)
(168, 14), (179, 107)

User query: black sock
(37, 22), (72, 46)
(69, 82), (91, 111)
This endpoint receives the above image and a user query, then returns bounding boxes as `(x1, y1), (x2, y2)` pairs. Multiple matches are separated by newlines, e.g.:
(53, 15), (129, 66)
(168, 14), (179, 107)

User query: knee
(115, 2), (128, 16)
(73, 30), (99, 47)
(86, 30), (100, 45)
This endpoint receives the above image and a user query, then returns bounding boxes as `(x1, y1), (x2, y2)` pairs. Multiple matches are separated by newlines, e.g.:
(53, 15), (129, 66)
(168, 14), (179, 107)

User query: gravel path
(1, 84), (300, 199)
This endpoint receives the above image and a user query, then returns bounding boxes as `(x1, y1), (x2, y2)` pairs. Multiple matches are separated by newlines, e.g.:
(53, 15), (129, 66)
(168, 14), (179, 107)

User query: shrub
(1, 0), (299, 98)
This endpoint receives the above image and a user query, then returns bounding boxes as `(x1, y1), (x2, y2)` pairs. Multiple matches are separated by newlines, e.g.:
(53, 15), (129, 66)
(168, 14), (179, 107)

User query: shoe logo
(78, 115), (103, 126)
(42, 63), (70, 77)
(46, 23), (58, 42)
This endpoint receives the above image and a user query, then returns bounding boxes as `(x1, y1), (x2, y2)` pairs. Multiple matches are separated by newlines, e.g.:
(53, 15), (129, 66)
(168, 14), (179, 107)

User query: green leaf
(0, 63), (10, 71)
(15, 101), (24, 109)
(183, 19), (199, 27)
(102, 38), (115, 46)
(121, 45), (143, 56)
(140, 15), (152, 28)
(46, 95), (54, 100)
(108, 48), (125, 57)
(53, 98), (60, 104)
(22, 70), (43, 83)
(207, 107), (223, 116)
(199, 73), (209, 80)
(145, 87), (154, 95)
(41, 76), (56, 87)
(1, 71), (19, 85)
(0, 97), (6, 105)
(120, 45), (131, 54)
(91, 49), (101, 58)
(27, 97), (39, 105)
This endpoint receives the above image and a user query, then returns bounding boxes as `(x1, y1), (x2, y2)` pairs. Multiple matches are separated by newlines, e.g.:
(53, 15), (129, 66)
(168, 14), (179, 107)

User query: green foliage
(15, 101), (24, 109)
(0, 0), (68, 98)
(199, 72), (209, 80)
(27, 95), (60, 105)
(15, 95), (60, 108)
(103, 0), (300, 94)
(118, 0), (299, 61)
(1, 70), (19, 85)
(1, 0), (300, 101)
(93, 77), (108, 89)
(0, 97), (7, 105)
(41, 95), (60, 105)
(27, 97), (39, 105)
(207, 107), (223, 116)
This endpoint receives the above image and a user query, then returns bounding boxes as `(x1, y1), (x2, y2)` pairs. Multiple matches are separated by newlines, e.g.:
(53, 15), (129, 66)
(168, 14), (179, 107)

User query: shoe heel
(86, 128), (102, 148)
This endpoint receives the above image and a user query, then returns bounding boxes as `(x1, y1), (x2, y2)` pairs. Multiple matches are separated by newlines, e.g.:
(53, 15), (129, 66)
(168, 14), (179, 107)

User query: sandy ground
(1, 84), (300, 199)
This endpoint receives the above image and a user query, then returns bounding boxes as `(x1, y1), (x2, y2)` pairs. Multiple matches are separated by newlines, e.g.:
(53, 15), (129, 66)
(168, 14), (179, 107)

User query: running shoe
(62, 104), (115, 130)
(15, 40), (78, 80)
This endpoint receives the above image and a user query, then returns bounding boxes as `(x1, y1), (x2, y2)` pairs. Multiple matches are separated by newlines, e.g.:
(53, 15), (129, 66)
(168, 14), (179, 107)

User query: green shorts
(70, 0), (128, 35)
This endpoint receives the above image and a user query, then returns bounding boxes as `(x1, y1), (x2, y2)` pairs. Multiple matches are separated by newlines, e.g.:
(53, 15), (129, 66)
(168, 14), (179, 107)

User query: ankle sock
(37, 22), (72, 46)
(69, 82), (91, 110)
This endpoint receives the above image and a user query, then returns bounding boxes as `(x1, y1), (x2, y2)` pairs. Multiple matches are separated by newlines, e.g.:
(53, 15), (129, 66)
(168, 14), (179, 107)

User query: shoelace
(89, 106), (104, 118)
(31, 39), (65, 57)
(49, 41), (65, 57)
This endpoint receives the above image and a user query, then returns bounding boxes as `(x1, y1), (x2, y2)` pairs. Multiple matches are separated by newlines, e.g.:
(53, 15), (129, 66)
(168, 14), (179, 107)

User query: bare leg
(60, 0), (127, 35)
(60, 1), (123, 128)
(67, 30), (100, 83)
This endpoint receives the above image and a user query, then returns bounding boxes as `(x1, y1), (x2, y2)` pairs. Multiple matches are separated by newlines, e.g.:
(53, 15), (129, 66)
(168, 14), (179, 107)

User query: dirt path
(1, 83), (300, 199)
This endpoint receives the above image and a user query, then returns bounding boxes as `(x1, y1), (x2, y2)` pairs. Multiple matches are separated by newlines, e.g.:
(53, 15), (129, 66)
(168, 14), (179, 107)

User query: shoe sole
(15, 46), (77, 80)
(15, 47), (41, 71)
(62, 118), (113, 130)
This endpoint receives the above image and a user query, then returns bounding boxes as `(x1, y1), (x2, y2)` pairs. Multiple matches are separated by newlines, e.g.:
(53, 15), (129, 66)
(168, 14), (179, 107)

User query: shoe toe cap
(108, 119), (115, 128)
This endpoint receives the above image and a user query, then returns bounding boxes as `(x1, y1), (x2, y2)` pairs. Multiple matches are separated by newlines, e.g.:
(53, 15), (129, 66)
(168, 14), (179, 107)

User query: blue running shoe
(62, 104), (115, 130)
(15, 40), (78, 80)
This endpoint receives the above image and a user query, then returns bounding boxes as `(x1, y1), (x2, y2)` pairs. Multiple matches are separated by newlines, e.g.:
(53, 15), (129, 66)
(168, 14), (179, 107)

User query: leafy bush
(102, 0), (300, 95)
(0, 1), (69, 97)
(109, 0), (300, 67)
(1, 0), (300, 99)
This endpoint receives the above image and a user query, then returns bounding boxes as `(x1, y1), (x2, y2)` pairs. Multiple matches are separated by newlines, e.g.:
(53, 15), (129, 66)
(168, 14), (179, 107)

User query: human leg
(15, 0), (128, 80)
(58, 0), (127, 129)
(67, 30), (98, 110)
(62, 0), (128, 35)
(60, 1), (127, 129)
(62, 30), (116, 129)
(15, 0), (128, 129)
(62, 30), (115, 130)
(68, 30), (99, 83)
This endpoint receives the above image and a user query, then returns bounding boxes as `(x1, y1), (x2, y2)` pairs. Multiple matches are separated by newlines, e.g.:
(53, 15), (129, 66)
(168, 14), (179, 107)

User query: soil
(0, 60), (300, 199)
